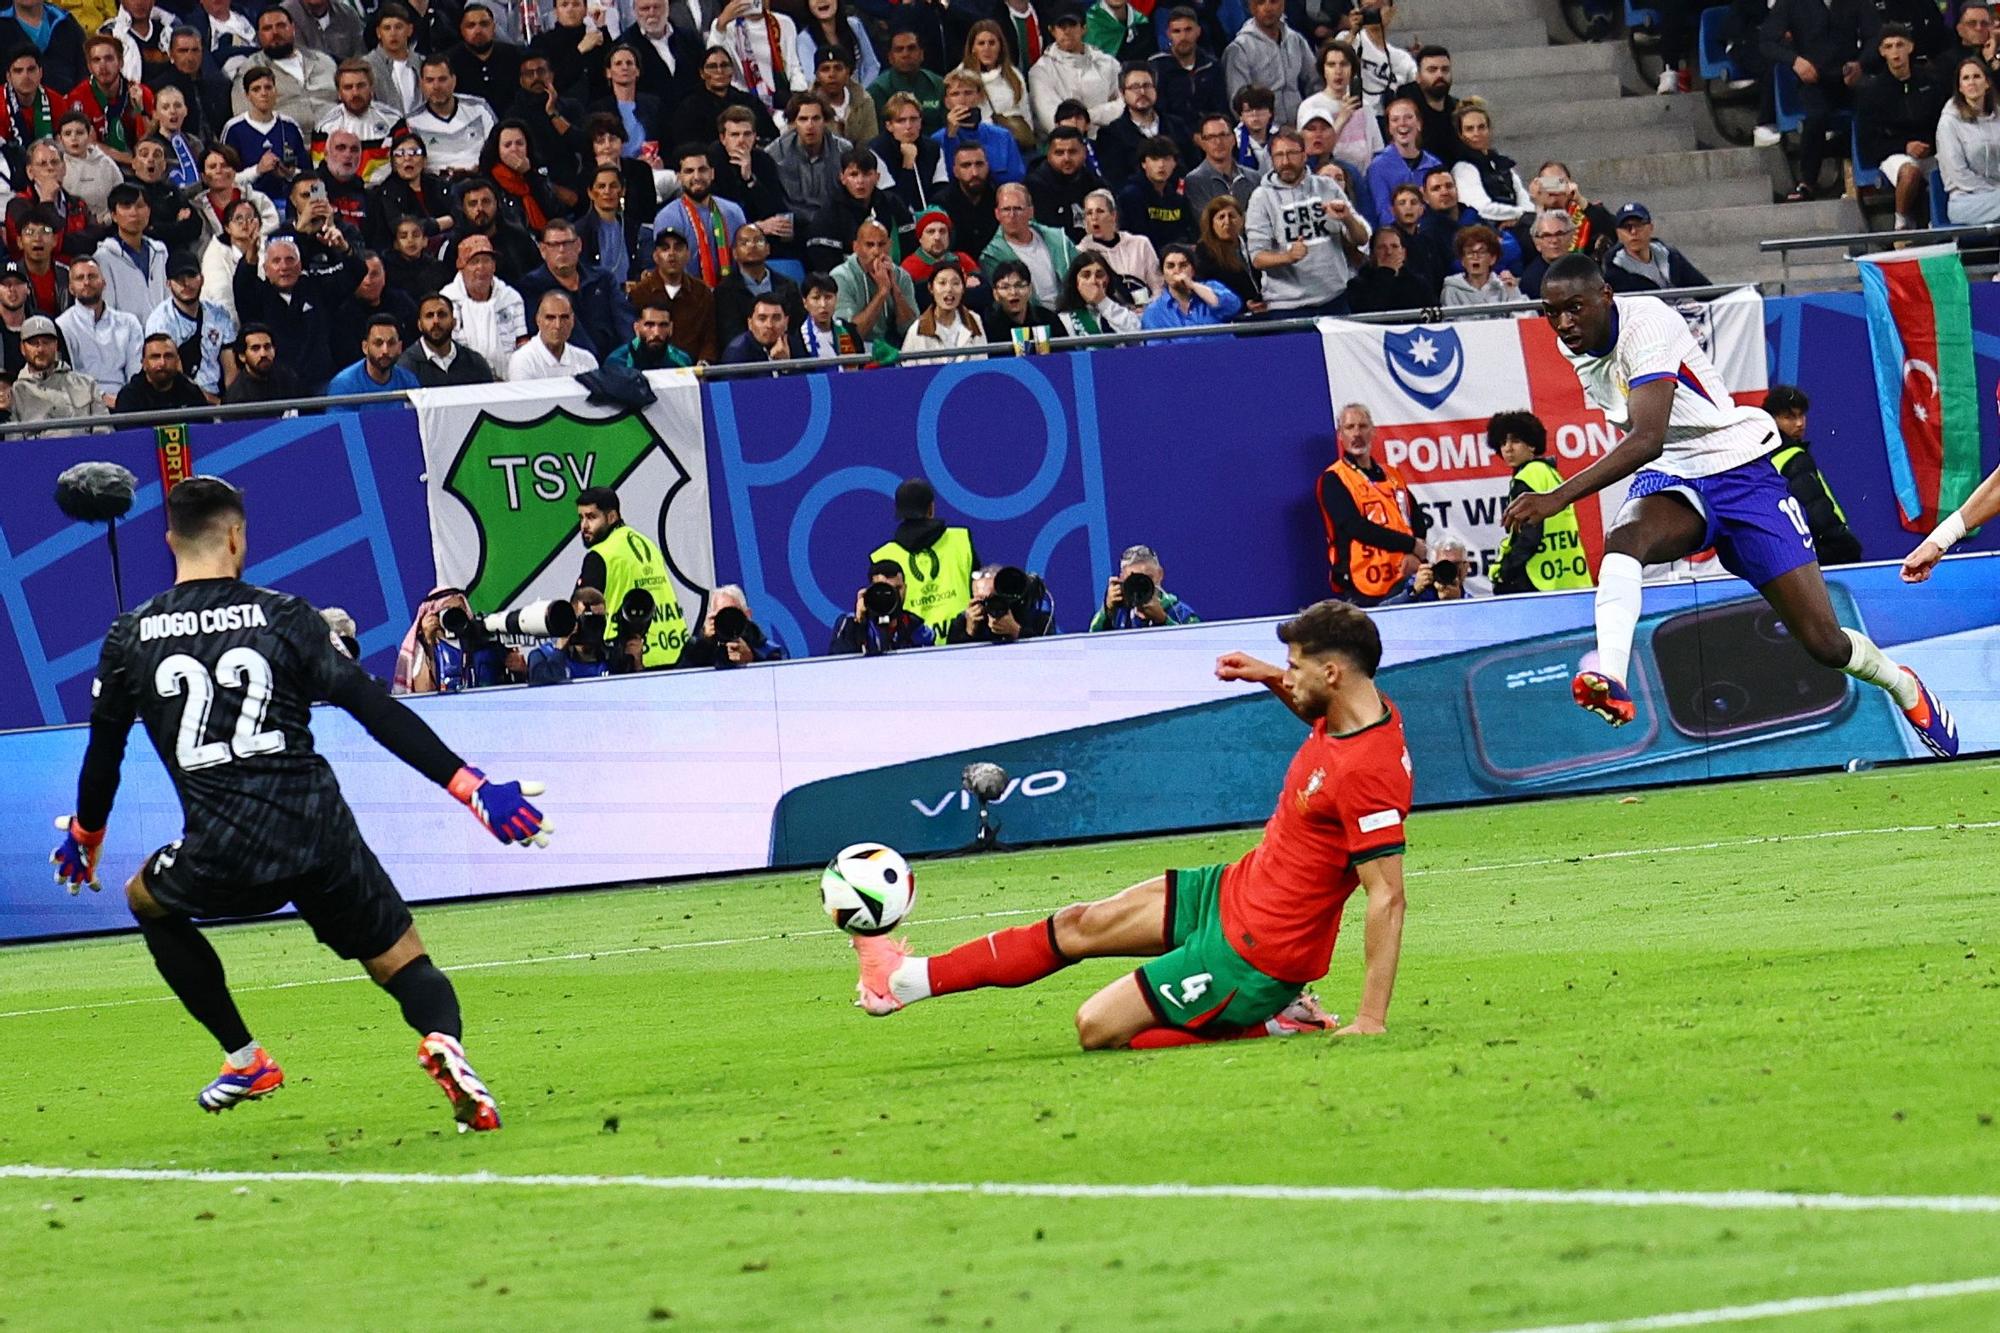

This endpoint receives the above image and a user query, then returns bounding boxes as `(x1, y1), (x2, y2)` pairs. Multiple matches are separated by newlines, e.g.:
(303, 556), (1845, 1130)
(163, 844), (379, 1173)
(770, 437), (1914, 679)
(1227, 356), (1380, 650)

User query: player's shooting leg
(1759, 564), (1920, 709)
(365, 927), (464, 1041)
(896, 877), (1172, 1005)
(125, 869), (255, 1055)
(1598, 494), (1707, 683)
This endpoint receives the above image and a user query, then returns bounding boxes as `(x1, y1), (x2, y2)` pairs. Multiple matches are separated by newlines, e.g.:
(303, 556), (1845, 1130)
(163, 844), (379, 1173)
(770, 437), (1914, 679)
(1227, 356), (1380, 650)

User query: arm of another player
(1501, 378), (1675, 532)
(1215, 651), (1312, 722)
(1902, 462), (2000, 582)
(1337, 853), (1405, 1036)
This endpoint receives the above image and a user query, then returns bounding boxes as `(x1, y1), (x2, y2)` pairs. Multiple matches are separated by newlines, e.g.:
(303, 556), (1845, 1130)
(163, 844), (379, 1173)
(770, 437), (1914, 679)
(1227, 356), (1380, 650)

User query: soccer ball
(820, 843), (915, 936)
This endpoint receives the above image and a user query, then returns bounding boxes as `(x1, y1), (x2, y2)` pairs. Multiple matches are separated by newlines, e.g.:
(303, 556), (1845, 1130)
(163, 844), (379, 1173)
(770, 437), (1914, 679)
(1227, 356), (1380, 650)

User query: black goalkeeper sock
(381, 955), (462, 1040)
(138, 913), (253, 1054)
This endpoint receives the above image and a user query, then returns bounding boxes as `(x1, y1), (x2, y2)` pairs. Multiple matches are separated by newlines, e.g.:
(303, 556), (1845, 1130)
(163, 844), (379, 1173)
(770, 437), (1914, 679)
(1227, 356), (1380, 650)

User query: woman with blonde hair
(1450, 97), (1533, 225)
(955, 19), (1034, 150)
(1938, 56), (2000, 224)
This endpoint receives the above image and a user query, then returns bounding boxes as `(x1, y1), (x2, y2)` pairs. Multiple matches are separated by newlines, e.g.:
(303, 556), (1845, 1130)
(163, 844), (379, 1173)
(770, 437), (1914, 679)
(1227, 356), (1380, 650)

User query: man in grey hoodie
(1223, 0), (1317, 126)
(771, 93), (854, 239)
(1247, 128), (1369, 316)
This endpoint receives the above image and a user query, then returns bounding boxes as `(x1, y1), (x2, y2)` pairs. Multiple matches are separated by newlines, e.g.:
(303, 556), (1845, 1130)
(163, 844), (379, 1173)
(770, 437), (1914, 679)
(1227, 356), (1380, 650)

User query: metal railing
(1757, 221), (2000, 292)
(0, 282), (1750, 440)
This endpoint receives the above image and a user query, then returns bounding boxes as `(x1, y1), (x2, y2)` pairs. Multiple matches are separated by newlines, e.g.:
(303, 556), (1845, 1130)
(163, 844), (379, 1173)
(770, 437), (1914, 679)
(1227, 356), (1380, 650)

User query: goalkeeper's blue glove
(448, 767), (551, 847)
(51, 816), (106, 893)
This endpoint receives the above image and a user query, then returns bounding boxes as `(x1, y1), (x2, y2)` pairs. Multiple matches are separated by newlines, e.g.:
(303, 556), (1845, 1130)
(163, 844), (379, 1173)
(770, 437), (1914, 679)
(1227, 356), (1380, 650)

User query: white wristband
(1928, 510), (1968, 553)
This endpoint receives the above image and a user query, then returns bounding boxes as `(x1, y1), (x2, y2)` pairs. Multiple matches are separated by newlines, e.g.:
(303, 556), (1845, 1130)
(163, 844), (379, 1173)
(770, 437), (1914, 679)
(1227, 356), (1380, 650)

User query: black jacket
(535, 22), (611, 102)
(705, 142), (790, 224)
(448, 41), (525, 109)
(1094, 110), (1192, 189)
(1603, 242), (1711, 293)
(232, 255), (360, 393)
(670, 86), (778, 149)
(1344, 264), (1433, 315)
(679, 619), (784, 666)
(507, 88), (591, 194)
(712, 267), (807, 346)
(1761, 0), (1881, 80)
(617, 25), (707, 114)
(440, 217), (542, 283)
(1778, 438), (1864, 564)
(515, 262), (635, 359)
(1855, 66), (1947, 166)
(1147, 49), (1227, 125)
(397, 341), (497, 385)
(1025, 160), (1104, 239)
(805, 187), (914, 271)
(937, 180), (999, 258)
(1389, 83), (1460, 164)
(138, 176), (202, 257)
(221, 362), (302, 405)
(115, 373), (209, 413)
(0, 12), (84, 91)
(869, 134), (945, 214)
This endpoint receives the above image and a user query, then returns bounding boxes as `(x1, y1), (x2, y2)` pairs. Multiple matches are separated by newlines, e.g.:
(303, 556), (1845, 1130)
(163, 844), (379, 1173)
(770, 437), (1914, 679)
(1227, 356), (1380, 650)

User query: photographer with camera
(1385, 530), (1485, 605)
(680, 585), (788, 668)
(870, 477), (979, 637)
(830, 560), (940, 656)
(526, 588), (614, 684)
(391, 587), (511, 694)
(575, 484), (689, 670)
(949, 564), (1057, 643)
(1088, 543), (1201, 631)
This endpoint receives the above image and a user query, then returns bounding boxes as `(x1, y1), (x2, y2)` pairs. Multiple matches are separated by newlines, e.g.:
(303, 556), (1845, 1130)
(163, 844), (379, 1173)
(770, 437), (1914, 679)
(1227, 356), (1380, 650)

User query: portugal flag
(1856, 246), (1983, 532)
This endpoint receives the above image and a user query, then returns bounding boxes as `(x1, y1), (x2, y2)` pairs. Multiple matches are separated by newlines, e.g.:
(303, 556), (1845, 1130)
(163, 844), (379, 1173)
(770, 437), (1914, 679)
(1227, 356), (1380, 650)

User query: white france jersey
(1559, 294), (1779, 479)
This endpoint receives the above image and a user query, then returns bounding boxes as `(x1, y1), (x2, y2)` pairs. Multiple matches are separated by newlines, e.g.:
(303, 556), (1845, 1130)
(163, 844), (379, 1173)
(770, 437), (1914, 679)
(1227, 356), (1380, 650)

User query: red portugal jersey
(1219, 698), (1413, 985)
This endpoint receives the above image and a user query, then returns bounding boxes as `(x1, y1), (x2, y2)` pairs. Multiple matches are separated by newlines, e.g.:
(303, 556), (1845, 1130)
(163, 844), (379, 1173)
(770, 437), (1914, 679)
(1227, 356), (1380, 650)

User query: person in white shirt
(900, 261), (985, 360)
(1506, 255), (1958, 761)
(315, 60), (403, 181)
(1028, 9), (1122, 136)
(93, 183), (170, 317)
(143, 255), (238, 397)
(197, 0), (260, 77)
(404, 53), (497, 174)
(706, 0), (806, 122)
(440, 234), (527, 376)
(54, 257), (145, 404)
(510, 288), (600, 378)
(364, 2), (425, 116)
(102, 0), (176, 86)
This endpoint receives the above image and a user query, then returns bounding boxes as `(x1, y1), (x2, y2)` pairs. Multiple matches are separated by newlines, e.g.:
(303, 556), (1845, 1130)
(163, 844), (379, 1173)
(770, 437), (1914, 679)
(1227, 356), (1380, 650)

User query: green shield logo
(444, 406), (663, 608)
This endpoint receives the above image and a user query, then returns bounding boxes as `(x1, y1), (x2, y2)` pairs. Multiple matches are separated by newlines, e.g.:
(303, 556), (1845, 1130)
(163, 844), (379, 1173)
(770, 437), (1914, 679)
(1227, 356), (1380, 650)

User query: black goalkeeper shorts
(141, 836), (415, 962)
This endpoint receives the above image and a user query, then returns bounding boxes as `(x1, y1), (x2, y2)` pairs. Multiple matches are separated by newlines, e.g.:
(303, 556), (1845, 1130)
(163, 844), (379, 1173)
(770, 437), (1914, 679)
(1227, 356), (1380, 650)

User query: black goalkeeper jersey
(89, 577), (381, 885)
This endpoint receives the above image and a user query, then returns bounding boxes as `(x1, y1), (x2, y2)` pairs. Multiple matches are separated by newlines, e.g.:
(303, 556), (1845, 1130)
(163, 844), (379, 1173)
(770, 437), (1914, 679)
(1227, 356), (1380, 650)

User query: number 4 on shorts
(1159, 972), (1213, 1008)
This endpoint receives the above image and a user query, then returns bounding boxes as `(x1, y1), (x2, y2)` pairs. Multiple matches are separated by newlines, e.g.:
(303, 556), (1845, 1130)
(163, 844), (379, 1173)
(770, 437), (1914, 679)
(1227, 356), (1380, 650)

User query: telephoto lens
(862, 582), (900, 618)
(1118, 571), (1156, 607)
(712, 605), (748, 641)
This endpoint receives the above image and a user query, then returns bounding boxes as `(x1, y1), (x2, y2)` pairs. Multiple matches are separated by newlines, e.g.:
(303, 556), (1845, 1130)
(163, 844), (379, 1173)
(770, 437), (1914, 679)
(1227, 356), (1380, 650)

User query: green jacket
(867, 68), (947, 134)
(980, 222), (1080, 286)
(1084, 0), (1149, 56)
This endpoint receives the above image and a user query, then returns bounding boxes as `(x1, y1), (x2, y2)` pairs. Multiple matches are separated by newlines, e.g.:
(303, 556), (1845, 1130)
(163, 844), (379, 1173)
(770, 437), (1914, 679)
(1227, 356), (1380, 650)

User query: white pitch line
(0, 907), (1055, 1022)
(1409, 819), (2000, 878)
(1487, 1274), (2000, 1333)
(3, 1165), (2000, 1217)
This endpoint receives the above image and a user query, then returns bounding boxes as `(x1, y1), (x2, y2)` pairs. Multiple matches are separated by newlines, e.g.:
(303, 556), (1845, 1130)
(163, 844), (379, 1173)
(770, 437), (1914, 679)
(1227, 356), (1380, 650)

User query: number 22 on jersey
(155, 648), (288, 771)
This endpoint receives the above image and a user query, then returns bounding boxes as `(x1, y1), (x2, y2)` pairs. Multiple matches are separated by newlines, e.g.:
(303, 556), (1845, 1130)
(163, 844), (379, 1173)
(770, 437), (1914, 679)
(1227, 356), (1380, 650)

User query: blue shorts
(1621, 456), (1817, 588)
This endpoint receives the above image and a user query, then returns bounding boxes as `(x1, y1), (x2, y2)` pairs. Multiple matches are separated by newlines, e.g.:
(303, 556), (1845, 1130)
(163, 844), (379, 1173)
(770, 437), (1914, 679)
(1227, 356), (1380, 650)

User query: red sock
(927, 918), (1070, 996)
(1127, 1025), (1271, 1050)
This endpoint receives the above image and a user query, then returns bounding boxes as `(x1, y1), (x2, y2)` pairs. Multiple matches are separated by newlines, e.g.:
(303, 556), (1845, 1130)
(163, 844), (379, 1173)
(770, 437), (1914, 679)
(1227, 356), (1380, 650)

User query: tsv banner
(414, 371), (717, 621)
(1317, 289), (1769, 574)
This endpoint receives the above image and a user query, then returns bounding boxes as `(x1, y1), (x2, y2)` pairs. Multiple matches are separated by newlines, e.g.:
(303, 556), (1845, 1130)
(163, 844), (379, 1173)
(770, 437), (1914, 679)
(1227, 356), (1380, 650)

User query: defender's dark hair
(1487, 409), (1547, 456)
(1277, 600), (1383, 676)
(577, 485), (622, 512)
(1543, 251), (1605, 288)
(167, 476), (246, 542)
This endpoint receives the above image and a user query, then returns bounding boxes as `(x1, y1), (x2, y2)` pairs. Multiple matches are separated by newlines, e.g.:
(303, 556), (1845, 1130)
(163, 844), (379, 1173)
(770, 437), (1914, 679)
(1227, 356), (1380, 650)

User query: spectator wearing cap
(53, 256), (141, 402)
(1367, 96), (1442, 227)
(871, 26), (947, 134)
(902, 205), (981, 291)
(143, 253), (237, 399)
(628, 229), (720, 363)
(363, 2), (425, 117)
(1148, 8), (1226, 127)
(0, 262), (64, 375)
(1223, 0), (1316, 127)
(1184, 112), (1259, 212)
(1028, 7), (1121, 138)
(933, 69), (1027, 185)
(11, 315), (105, 429)
(1602, 202), (1709, 293)
(114, 331), (209, 412)
(326, 310), (422, 395)
(440, 232), (528, 378)
(1093, 62), (1189, 189)
(811, 45), (879, 145)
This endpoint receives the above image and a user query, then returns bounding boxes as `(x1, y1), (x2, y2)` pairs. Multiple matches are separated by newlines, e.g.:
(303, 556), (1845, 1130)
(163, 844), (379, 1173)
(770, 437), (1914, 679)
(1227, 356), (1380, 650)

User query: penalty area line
(1412, 818), (2000, 879)
(2, 1166), (2000, 1216)
(1487, 1273), (2000, 1333)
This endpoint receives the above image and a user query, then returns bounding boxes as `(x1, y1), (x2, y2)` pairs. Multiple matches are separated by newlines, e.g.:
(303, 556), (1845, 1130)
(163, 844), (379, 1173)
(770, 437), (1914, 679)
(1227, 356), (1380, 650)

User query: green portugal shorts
(1135, 865), (1302, 1032)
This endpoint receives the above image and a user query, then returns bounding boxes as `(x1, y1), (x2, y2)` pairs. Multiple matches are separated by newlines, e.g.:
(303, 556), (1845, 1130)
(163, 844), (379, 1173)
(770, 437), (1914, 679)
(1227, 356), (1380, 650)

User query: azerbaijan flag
(1857, 246), (1983, 532)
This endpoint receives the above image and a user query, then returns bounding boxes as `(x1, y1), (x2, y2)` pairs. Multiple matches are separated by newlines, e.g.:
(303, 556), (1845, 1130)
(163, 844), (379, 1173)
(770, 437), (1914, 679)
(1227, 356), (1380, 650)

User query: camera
(440, 599), (578, 647)
(1431, 559), (1462, 587)
(1360, 5), (1383, 24)
(615, 587), (656, 636)
(981, 565), (1041, 620)
(862, 580), (901, 619)
(713, 605), (748, 642)
(575, 611), (608, 644)
(1117, 570), (1156, 607)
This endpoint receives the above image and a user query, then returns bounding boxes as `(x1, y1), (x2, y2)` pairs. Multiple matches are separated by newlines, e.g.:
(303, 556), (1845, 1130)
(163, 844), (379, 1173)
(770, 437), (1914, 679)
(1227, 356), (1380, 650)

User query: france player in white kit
(1502, 254), (1958, 757)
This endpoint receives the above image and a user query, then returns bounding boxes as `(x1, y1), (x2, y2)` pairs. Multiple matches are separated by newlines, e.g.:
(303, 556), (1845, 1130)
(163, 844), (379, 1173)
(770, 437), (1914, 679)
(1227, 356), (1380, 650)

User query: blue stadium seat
(1850, 118), (1883, 189)
(1696, 6), (1739, 81)
(1931, 168), (1952, 225)
(1626, 0), (1662, 29)
(1772, 64), (1804, 132)
(769, 258), (807, 285)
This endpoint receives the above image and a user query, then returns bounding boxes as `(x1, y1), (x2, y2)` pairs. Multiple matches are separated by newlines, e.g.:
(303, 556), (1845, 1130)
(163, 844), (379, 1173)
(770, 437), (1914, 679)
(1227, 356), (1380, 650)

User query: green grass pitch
(3, 762), (1999, 1330)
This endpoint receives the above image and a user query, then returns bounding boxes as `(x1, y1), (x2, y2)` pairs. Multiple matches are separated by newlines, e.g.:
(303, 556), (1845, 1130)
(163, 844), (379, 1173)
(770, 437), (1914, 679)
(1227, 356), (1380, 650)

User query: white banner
(1317, 290), (1769, 576)
(414, 371), (716, 621)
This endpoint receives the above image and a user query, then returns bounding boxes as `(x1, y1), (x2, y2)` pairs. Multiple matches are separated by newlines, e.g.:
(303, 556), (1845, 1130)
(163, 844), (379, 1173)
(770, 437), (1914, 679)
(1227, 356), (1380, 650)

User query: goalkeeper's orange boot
(418, 1033), (501, 1132)
(197, 1048), (284, 1112)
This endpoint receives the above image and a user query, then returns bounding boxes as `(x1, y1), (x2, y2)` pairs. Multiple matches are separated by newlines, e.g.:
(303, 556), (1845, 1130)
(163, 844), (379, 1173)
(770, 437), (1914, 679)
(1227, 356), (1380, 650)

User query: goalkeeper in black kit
(51, 477), (552, 1132)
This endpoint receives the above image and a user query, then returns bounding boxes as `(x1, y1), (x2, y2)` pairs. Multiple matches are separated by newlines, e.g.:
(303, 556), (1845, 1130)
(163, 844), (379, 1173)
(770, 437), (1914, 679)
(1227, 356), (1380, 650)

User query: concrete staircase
(1395, 0), (1862, 291)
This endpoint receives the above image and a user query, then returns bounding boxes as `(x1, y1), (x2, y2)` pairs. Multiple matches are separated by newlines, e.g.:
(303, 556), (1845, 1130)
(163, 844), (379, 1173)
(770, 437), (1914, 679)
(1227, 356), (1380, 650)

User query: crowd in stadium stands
(0, 0), (1758, 425)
